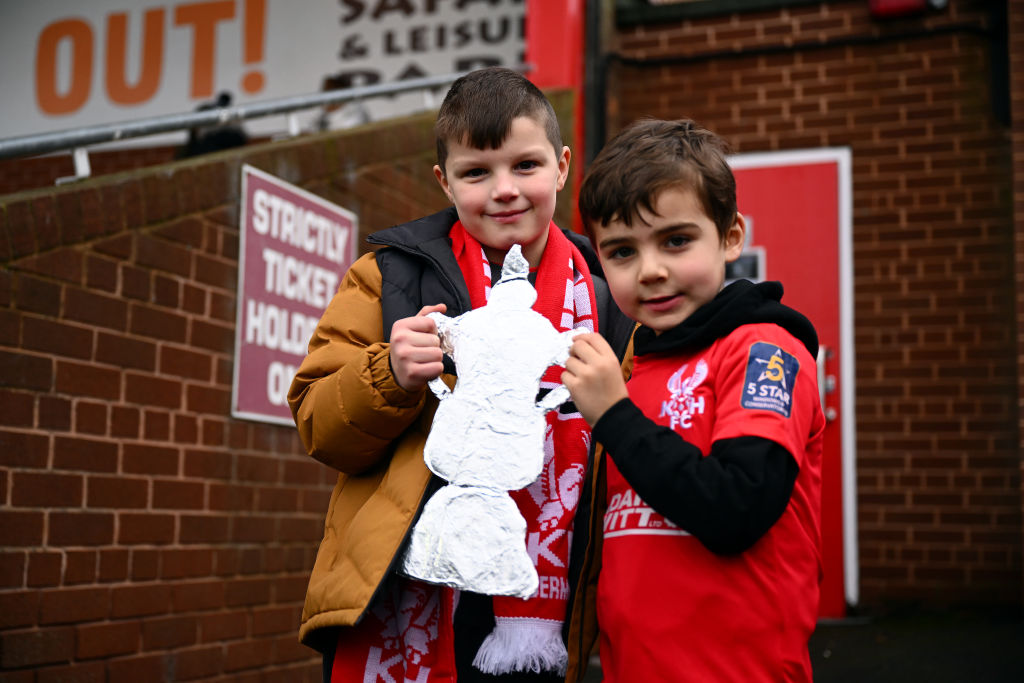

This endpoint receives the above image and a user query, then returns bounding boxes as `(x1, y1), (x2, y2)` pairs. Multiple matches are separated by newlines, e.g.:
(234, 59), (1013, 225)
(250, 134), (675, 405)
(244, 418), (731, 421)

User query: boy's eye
(464, 168), (487, 178)
(666, 234), (691, 248)
(516, 160), (539, 171)
(606, 246), (635, 260)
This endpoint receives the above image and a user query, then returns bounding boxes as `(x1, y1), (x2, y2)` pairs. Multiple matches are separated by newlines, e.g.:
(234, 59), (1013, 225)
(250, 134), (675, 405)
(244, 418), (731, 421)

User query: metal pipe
(0, 71), (467, 161)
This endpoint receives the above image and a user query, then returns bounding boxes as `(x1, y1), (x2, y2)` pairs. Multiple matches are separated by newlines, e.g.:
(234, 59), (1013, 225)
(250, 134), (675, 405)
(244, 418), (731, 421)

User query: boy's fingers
(417, 303), (447, 317)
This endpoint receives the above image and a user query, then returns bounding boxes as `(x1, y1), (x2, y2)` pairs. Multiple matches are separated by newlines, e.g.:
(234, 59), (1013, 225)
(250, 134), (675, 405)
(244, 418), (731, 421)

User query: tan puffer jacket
(288, 252), (446, 647)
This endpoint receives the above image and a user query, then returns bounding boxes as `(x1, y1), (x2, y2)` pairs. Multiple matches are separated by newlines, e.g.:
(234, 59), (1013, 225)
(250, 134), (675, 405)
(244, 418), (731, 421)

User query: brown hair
(434, 67), (562, 175)
(579, 118), (737, 241)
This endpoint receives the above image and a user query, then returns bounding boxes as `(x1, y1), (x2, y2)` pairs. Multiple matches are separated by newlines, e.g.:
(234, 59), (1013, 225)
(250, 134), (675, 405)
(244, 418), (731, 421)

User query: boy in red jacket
(563, 118), (824, 682)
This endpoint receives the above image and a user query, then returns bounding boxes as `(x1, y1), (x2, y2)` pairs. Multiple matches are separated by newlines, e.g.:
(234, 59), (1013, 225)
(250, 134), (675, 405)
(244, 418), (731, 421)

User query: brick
(75, 620), (139, 659)
(159, 345), (212, 381)
(187, 450), (232, 481)
(77, 188), (107, 241)
(119, 178), (145, 227)
(64, 550), (98, 585)
(0, 551), (26, 588)
(199, 610), (247, 642)
(173, 645), (224, 680)
(172, 580), (225, 612)
(5, 201), (36, 258)
(201, 418), (225, 446)
(251, 605), (298, 636)
(0, 511), (44, 546)
(0, 389), (33, 428)
(180, 514), (230, 544)
(160, 548), (214, 579)
(39, 395), (72, 431)
(110, 583), (172, 618)
(12, 471), (83, 508)
(0, 309), (20, 347)
(110, 405), (140, 438)
(22, 316), (93, 359)
(224, 577), (270, 607)
(86, 475), (148, 509)
(122, 442), (179, 475)
(53, 435), (118, 472)
(120, 263), (151, 301)
(153, 274), (180, 307)
(224, 636), (275, 672)
(0, 349), (53, 392)
(130, 549), (159, 581)
(152, 479), (205, 509)
(55, 191), (85, 245)
(39, 586), (109, 625)
(0, 591), (37, 633)
(189, 318), (234, 353)
(136, 233), (191, 278)
(94, 233), (133, 260)
(143, 409), (170, 440)
(185, 384), (231, 415)
(141, 173), (179, 224)
(128, 303), (188, 342)
(48, 511), (115, 546)
(54, 360), (121, 400)
(209, 290), (235, 322)
(0, 430), (49, 468)
(74, 400), (108, 435)
(95, 331), (157, 371)
(30, 195), (60, 251)
(182, 283), (207, 315)
(236, 454), (279, 483)
(98, 549), (129, 582)
(26, 551), (62, 587)
(0, 626), (75, 668)
(154, 216), (204, 247)
(64, 287), (128, 331)
(124, 373), (182, 410)
(85, 254), (118, 292)
(118, 512), (175, 544)
(142, 614), (197, 650)
(106, 653), (169, 683)
(174, 414), (199, 444)
(194, 253), (236, 290)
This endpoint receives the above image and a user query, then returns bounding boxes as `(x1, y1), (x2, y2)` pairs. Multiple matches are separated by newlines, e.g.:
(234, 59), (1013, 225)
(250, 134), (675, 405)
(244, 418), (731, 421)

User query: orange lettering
(36, 19), (94, 115)
(106, 9), (165, 105)
(174, 0), (236, 99)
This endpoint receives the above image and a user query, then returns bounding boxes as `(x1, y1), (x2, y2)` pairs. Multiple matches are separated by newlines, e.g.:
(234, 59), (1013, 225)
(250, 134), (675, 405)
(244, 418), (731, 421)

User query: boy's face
(594, 186), (745, 334)
(434, 116), (570, 267)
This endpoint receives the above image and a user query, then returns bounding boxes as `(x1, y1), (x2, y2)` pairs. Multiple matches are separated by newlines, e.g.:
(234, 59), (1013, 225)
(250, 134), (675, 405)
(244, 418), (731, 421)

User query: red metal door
(729, 149), (856, 619)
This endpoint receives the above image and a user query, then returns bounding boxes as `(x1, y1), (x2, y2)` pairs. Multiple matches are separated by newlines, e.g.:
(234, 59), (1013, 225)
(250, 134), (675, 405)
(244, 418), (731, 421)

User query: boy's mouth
(641, 294), (681, 312)
(487, 209), (527, 223)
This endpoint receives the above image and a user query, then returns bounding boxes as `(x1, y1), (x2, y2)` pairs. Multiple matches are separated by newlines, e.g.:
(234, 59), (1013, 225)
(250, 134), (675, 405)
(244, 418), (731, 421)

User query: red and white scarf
(331, 221), (597, 681)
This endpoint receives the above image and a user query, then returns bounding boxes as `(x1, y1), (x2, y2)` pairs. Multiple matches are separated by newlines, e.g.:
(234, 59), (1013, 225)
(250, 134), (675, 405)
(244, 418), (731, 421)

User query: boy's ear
(724, 212), (746, 261)
(555, 146), (571, 191)
(433, 164), (453, 202)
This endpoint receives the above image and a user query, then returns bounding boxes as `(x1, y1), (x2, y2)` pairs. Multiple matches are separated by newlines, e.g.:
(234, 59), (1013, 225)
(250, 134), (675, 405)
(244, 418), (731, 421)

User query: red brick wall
(607, 0), (1019, 608)
(1010, 0), (1024, 603)
(0, 91), (575, 681)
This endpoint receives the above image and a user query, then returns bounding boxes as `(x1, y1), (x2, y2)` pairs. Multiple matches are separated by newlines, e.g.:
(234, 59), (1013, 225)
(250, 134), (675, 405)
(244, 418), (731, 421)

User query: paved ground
(579, 607), (1024, 682)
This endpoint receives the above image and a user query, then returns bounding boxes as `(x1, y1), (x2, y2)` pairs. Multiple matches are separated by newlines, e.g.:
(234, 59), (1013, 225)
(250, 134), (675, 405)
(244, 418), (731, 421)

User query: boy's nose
(491, 173), (520, 201)
(638, 253), (667, 283)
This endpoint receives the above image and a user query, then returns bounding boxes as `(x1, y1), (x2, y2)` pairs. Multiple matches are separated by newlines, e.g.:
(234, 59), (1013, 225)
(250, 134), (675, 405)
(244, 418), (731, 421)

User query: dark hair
(435, 67), (562, 174)
(578, 118), (737, 241)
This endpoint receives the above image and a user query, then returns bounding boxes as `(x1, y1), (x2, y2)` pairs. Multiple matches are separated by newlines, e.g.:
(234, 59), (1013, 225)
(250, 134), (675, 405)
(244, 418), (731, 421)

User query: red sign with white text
(232, 164), (356, 425)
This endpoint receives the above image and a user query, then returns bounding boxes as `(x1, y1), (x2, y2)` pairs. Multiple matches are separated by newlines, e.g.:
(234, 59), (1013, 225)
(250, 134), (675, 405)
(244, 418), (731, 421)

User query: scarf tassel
(472, 618), (568, 676)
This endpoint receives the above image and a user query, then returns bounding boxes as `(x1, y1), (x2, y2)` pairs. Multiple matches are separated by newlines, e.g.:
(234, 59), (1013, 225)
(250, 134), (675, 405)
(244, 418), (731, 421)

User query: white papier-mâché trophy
(400, 244), (581, 598)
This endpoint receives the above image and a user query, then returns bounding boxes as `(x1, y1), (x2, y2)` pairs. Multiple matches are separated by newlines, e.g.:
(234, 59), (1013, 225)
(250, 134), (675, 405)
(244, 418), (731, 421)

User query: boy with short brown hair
(563, 118), (824, 682)
(289, 67), (630, 683)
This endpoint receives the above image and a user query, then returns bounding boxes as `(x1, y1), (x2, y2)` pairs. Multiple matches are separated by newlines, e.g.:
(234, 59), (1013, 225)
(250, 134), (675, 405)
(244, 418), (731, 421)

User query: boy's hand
(390, 304), (447, 391)
(562, 332), (629, 427)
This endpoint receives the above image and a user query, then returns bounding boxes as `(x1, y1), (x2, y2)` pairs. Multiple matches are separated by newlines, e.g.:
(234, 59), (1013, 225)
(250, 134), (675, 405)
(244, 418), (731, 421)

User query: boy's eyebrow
(597, 235), (633, 250)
